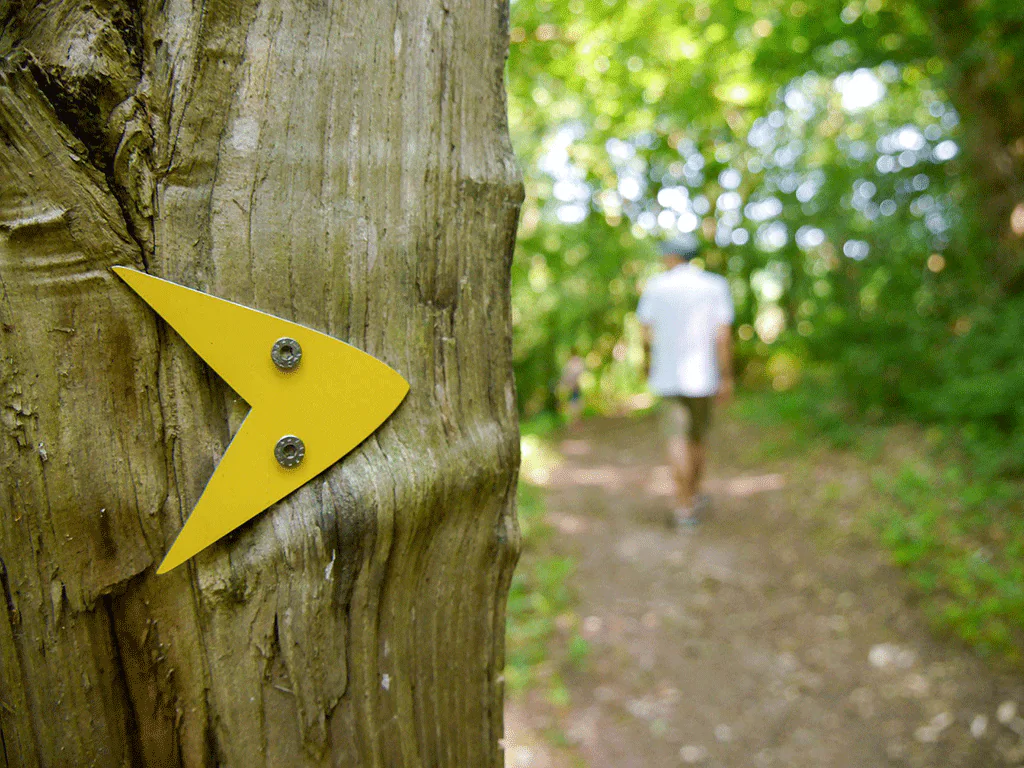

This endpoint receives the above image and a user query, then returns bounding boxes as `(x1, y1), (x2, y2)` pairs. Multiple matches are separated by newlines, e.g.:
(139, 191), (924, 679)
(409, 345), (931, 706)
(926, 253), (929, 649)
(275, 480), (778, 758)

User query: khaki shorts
(659, 395), (713, 443)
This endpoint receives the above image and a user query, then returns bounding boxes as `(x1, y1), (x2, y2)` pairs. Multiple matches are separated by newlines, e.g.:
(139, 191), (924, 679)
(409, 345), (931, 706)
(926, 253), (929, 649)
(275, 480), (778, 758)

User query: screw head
(275, 435), (305, 468)
(271, 337), (302, 371)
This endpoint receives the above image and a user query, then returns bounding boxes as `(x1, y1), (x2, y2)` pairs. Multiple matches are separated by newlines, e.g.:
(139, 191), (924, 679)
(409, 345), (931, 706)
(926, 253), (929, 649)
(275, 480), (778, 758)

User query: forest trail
(504, 411), (1024, 768)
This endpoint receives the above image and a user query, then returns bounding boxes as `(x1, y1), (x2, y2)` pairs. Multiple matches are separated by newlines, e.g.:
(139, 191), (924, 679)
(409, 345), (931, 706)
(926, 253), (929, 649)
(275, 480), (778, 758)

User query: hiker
(557, 348), (586, 429)
(636, 237), (735, 529)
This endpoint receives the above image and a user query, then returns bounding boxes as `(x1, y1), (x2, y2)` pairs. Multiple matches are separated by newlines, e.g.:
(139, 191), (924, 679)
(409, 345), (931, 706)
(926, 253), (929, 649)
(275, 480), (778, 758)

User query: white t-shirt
(636, 264), (734, 398)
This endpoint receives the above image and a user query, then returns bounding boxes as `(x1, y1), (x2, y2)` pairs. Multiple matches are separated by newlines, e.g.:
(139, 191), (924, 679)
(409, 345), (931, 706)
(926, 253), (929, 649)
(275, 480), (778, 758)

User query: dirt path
(504, 412), (1024, 768)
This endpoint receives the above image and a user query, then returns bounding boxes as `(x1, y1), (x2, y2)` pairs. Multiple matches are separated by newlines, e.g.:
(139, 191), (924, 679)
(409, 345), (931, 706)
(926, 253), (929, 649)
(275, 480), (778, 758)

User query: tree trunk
(928, 3), (1024, 296)
(0, 0), (523, 765)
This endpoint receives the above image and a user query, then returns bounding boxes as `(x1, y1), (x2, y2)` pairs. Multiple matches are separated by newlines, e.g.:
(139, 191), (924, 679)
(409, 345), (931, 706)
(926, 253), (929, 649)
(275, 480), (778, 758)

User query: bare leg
(686, 439), (706, 506)
(668, 436), (706, 513)
(566, 397), (583, 432)
(665, 437), (692, 505)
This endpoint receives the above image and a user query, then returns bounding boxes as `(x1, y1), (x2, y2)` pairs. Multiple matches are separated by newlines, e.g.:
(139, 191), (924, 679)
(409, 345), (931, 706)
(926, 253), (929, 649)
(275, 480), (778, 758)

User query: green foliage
(733, 384), (1024, 666)
(912, 296), (1024, 475)
(513, 215), (650, 415)
(732, 377), (859, 452)
(507, 0), (1024, 461)
(874, 462), (1024, 665)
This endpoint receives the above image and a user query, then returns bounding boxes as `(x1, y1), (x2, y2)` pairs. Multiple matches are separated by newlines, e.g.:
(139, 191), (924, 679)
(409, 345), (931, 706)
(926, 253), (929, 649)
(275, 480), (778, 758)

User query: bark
(928, 4), (1024, 295)
(0, 0), (523, 764)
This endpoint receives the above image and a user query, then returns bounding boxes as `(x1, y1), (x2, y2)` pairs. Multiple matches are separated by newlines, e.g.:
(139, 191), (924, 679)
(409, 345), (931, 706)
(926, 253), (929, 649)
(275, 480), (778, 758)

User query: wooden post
(0, 0), (523, 763)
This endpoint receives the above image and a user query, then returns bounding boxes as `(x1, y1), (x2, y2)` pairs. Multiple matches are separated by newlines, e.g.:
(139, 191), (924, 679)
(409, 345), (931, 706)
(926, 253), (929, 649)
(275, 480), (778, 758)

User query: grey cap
(658, 235), (700, 260)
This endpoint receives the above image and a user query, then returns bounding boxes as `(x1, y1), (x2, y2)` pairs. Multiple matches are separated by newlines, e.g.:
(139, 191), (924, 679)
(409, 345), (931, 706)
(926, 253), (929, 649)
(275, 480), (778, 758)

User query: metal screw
(271, 337), (302, 371)
(275, 435), (305, 468)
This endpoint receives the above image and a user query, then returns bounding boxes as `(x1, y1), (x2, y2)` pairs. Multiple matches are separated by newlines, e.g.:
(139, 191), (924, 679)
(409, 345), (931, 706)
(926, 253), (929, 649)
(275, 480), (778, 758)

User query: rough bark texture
(0, 0), (523, 764)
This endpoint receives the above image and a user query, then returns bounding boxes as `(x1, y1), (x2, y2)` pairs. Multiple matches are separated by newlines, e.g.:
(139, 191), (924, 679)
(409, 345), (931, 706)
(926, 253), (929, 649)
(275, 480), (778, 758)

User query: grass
(505, 465), (590, 703)
(874, 463), (1024, 663)
(736, 381), (1024, 668)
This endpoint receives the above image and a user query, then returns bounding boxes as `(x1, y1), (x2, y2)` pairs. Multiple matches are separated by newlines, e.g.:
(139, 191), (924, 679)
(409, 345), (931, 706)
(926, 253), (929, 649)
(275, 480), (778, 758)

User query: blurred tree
(922, 1), (1024, 294)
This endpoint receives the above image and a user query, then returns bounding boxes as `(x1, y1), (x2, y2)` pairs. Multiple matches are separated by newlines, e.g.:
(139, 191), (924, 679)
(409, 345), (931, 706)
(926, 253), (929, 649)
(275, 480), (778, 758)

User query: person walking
(557, 348), (586, 430)
(637, 237), (735, 529)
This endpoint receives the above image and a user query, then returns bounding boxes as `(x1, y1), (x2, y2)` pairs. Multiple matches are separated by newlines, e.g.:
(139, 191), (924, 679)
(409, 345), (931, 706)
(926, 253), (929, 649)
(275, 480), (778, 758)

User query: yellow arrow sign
(113, 267), (409, 574)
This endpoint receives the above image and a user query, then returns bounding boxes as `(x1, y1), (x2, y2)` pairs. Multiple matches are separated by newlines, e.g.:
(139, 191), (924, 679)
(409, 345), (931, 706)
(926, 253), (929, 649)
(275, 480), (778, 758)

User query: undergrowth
(737, 383), (1024, 668)
(874, 463), (1024, 664)
(505, 443), (589, 704)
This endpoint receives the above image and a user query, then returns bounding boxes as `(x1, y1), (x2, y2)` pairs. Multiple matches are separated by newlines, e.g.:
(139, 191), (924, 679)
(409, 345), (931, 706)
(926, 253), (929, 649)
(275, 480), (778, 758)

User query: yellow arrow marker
(113, 267), (409, 574)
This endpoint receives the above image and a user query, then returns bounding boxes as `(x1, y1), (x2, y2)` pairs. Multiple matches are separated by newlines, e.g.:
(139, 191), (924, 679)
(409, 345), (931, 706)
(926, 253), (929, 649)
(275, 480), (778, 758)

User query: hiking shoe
(694, 494), (711, 520)
(673, 507), (699, 531)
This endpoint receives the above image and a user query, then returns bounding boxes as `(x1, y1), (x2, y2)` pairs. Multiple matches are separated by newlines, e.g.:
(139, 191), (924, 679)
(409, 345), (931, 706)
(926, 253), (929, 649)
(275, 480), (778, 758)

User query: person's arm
(715, 324), (734, 404)
(636, 289), (653, 380)
(715, 278), (735, 404)
(641, 324), (652, 379)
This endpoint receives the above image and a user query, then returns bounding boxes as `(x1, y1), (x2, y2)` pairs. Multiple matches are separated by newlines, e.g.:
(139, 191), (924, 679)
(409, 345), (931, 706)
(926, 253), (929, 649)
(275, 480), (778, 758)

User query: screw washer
(272, 337), (302, 371)
(275, 435), (305, 468)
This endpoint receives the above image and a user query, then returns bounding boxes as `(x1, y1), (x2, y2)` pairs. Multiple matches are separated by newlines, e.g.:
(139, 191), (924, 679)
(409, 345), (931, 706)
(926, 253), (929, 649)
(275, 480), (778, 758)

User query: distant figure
(637, 238), (734, 529)
(557, 349), (586, 428)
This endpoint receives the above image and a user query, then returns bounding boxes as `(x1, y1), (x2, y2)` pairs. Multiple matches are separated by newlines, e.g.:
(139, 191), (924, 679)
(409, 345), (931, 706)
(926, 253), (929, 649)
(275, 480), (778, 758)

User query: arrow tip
(155, 525), (194, 574)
